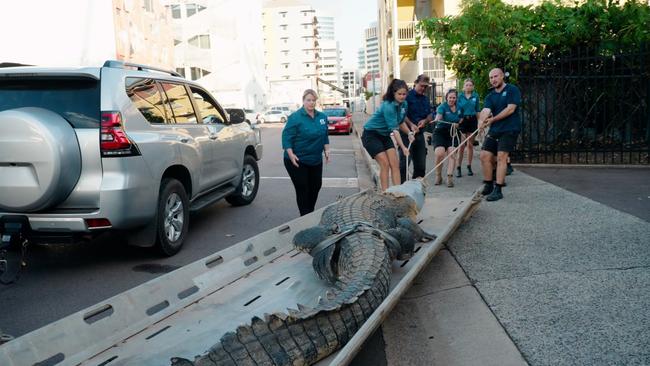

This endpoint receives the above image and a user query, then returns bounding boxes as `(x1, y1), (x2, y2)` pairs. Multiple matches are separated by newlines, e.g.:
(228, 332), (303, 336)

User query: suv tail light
(100, 111), (140, 157)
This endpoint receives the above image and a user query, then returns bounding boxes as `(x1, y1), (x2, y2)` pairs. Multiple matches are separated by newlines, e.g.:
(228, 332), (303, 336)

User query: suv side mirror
(228, 109), (246, 124)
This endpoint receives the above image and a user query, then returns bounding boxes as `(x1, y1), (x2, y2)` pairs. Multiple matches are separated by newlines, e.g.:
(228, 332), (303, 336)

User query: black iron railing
(513, 45), (650, 164)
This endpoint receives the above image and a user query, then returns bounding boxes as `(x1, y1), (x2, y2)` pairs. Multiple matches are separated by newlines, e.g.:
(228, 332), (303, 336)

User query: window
(169, 4), (181, 18)
(191, 87), (226, 124)
(159, 83), (197, 124)
(0, 78), (100, 128)
(175, 68), (185, 78)
(281, 25), (287, 31)
(188, 34), (210, 49)
(279, 11), (286, 17)
(125, 78), (169, 124)
(173, 39), (182, 46)
(143, 0), (154, 12)
(190, 67), (211, 80)
(186, 3), (206, 17)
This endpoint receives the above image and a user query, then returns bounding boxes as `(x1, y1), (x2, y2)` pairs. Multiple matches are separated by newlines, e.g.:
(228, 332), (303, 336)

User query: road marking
(261, 177), (359, 188)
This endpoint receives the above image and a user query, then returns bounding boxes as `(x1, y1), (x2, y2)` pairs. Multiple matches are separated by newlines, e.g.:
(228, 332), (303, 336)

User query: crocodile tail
(180, 265), (391, 366)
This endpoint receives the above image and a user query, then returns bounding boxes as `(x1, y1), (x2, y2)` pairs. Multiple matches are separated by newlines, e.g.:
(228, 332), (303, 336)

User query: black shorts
(432, 128), (461, 149)
(459, 115), (478, 134)
(483, 131), (519, 154)
(362, 129), (395, 158)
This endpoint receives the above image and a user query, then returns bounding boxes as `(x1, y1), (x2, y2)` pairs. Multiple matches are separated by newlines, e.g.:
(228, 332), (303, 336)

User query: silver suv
(0, 61), (263, 256)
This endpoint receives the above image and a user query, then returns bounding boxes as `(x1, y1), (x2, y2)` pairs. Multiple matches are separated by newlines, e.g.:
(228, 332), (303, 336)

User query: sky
(304, 0), (378, 69)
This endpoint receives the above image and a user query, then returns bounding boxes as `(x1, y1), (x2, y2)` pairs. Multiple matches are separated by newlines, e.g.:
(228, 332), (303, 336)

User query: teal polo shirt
(458, 91), (480, 116)
(282, 107), (330, 166)
(363, 100), (408, 136)
(484, 83), (522, 133)
(435, 102), (463, 131)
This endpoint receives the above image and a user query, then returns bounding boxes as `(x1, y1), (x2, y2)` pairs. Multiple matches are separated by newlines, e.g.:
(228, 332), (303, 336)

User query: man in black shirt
(478, 68), (522, 201)
(399, 74), (433, 183)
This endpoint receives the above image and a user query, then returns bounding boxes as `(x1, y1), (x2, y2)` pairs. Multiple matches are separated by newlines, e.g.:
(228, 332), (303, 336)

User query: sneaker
(506, 164), (514, 176)
(467, 165), (474, 176)
(481, 181), (493, 195)
(456, 166), (462, 178)
(447, 175), (454, 187)
(486, 186), (503, 201)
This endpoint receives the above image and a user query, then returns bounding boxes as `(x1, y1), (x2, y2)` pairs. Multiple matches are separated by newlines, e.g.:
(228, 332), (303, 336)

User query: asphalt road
(0, 123), (366, 341)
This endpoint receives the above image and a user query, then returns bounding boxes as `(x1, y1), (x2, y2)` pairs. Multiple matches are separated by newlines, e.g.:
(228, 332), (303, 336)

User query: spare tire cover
(0, 107), (82, 212)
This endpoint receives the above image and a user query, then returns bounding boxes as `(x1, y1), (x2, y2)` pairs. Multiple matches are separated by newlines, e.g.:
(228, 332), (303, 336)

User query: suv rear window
(0, 78), (100, 128)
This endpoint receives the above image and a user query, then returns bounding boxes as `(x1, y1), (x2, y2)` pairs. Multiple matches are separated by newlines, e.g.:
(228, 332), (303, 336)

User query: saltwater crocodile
(171, 181), (432, 366)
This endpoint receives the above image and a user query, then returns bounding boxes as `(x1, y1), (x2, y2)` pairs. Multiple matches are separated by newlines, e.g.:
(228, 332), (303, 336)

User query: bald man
(477, 68), (522, 201)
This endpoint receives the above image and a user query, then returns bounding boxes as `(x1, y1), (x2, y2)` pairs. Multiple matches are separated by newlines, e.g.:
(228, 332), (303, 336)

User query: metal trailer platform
(0, 188), (481, 366)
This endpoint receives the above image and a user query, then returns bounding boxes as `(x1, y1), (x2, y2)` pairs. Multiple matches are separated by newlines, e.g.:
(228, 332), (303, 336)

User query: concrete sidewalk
(351, 112), (650, 365)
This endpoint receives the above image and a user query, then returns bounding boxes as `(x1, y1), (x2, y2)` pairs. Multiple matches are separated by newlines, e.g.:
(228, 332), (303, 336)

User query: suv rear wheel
(226, 155), (259, 206)
(155, 178), (189, 256)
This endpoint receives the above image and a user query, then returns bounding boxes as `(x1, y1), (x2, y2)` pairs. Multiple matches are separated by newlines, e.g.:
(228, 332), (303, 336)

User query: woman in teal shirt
(433, 89), (463, 187)
(361, 79), (413, 191)
(456, 78), (480, 177)
(282, 89), (330, 216)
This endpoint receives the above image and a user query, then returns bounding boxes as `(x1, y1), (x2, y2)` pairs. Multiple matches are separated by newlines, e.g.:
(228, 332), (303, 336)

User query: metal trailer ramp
(0, 189), (481, 366)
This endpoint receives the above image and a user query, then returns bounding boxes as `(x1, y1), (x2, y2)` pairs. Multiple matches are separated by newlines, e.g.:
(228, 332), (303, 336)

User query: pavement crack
(401, 284), (471, 300)
(476, 264), (650, 284)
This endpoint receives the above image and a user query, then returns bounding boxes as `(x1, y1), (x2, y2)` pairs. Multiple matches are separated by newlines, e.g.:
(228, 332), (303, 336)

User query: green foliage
(419, 0), (650, 96)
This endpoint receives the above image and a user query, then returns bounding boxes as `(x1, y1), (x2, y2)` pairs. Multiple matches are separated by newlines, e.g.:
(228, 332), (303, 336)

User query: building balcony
(397, 21), (430, 46)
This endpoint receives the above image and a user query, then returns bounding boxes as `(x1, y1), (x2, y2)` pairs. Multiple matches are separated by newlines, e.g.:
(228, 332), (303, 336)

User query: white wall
(0, 0), (116, 67)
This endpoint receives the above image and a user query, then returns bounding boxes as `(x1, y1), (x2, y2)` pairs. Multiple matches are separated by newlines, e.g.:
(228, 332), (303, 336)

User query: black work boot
(481, 180), (494, 195)
(456, 166), (462, 178)
(486, 184), (504, 201)
(467, 165), (474, 176)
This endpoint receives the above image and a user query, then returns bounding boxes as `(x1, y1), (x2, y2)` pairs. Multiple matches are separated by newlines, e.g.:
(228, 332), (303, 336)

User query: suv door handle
(179, 137), (189, 143)
(209, 134), (218, 140)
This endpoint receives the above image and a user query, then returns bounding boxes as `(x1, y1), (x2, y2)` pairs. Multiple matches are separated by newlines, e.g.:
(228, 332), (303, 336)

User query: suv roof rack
(103, 60), (182, 78)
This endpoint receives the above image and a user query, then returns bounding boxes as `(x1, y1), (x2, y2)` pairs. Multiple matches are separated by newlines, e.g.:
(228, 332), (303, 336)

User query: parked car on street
(0, 61), (263, 256)
(243, 108), (259, 124)
(258, 110), (288, 123)
(323, 106), (353, 134)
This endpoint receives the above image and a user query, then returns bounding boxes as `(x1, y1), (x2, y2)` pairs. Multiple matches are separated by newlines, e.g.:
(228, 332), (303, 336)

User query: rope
(422, 126), (482, 185)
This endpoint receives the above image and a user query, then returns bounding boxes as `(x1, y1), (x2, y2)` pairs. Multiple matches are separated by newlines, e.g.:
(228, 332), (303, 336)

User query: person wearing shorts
(398, 74), (433, 183)
(432, 89), (463, 187)
(456, 78), (480, 177)
(478, 68), (522, 201)
(362, 79), (413, 191)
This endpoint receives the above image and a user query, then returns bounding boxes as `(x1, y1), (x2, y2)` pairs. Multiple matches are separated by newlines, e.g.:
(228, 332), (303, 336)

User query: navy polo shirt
(484, 84), (522, 133)
(282, 107), (330, 166)
(406, 89), (432, 123)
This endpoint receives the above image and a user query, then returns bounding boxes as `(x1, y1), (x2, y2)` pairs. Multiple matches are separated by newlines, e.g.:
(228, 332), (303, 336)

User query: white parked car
(258, 110), (288, 123)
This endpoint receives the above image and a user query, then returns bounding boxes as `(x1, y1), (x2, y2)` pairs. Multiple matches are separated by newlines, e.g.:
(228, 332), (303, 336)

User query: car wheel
(259, 118), (265, 124)
(280, 117), (287, 123)
(155, 178), (189, 256)
(226, 155), (259, 206)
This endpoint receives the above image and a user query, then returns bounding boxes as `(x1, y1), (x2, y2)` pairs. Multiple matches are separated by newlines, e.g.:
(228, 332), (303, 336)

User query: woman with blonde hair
(282, 89), (330, 215)
(456, 78), (480, 177)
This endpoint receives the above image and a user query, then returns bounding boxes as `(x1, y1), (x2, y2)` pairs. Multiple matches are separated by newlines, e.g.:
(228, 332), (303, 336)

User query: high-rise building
(1, 0), (173, 68)
(165, 0), (266, 110)
(262, 0), (320, 105)
(316, 14), (336, 40)
(358, 22), (379, 73)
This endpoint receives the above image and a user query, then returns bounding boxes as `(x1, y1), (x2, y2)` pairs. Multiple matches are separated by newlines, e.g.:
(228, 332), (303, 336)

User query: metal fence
(514, 45), (650, 164)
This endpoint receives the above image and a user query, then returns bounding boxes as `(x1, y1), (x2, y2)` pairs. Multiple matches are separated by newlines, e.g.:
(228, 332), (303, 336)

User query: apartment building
(1, 0), (173, 68)
(166, 0), (266, 110)
(262, 0), (320, 105)
(341, 68), (361, 97)
(358, 22), (380, 73)
(377, 0), (542, 99)
(316, 14), (343, 93)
